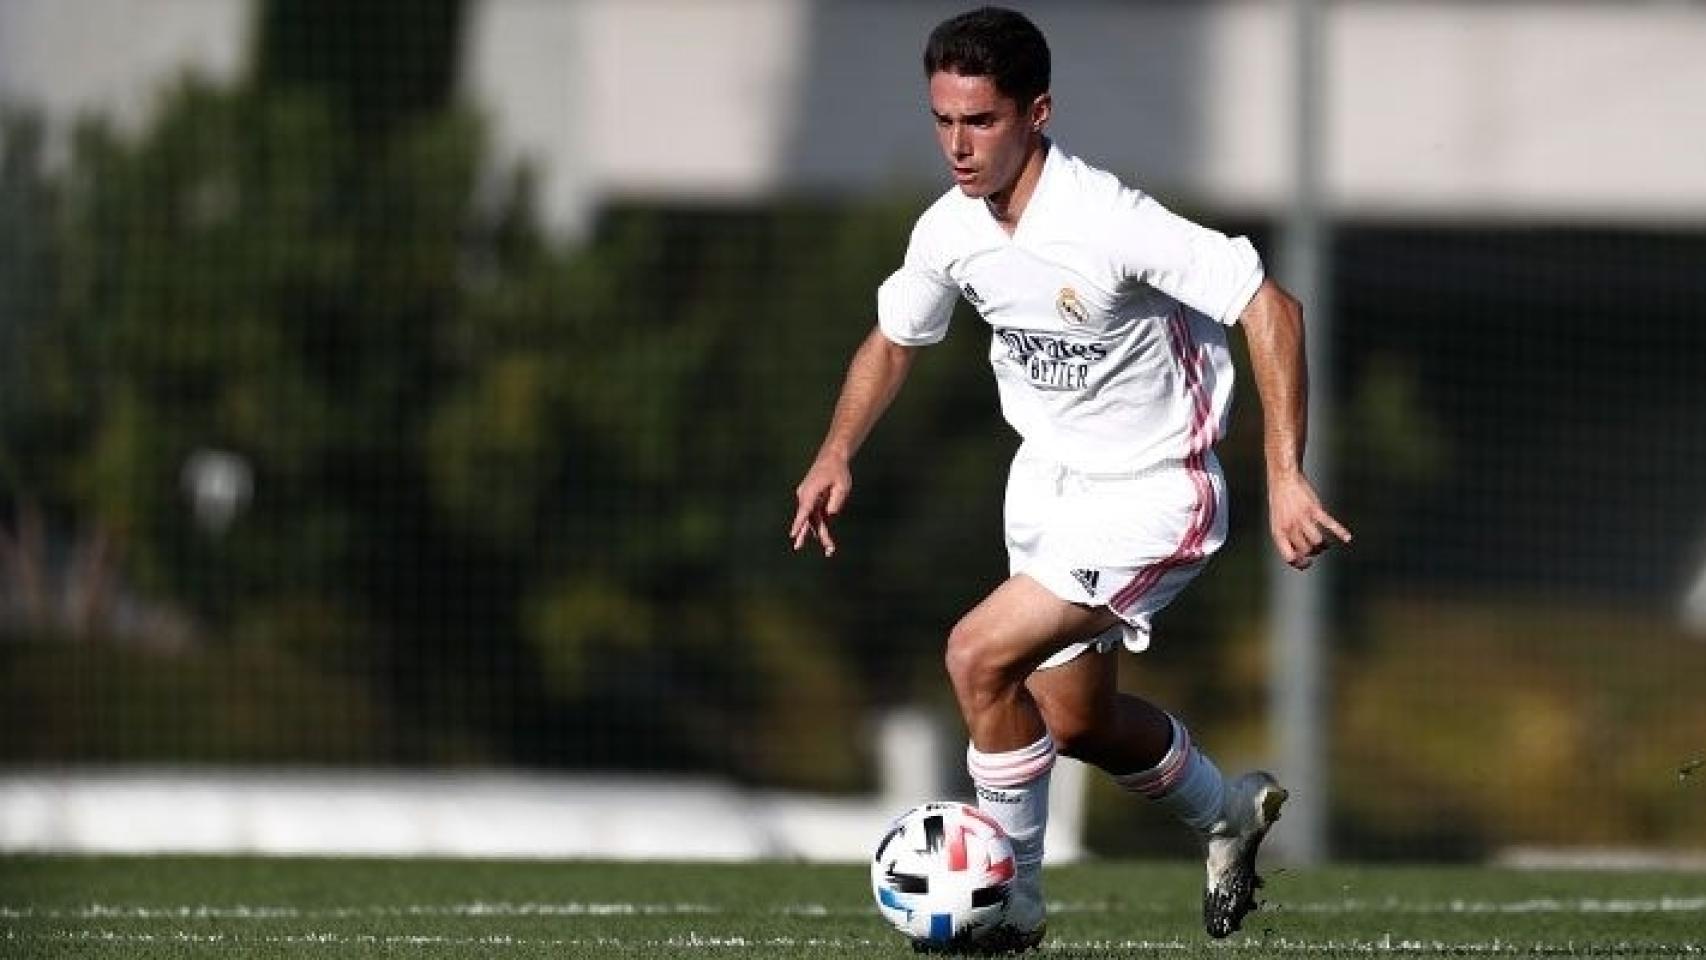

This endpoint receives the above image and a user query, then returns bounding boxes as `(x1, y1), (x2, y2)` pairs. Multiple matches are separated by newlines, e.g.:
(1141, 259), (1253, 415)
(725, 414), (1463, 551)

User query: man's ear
(1029, 92), (1052, 132)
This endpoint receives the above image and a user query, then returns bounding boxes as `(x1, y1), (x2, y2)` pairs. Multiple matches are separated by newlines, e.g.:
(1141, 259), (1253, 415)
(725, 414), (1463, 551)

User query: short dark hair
(923, 7), (1051, 110)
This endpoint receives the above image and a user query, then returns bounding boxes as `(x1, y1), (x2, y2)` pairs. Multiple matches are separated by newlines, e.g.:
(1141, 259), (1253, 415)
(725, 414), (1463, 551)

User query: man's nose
(949, 126), (970, 156)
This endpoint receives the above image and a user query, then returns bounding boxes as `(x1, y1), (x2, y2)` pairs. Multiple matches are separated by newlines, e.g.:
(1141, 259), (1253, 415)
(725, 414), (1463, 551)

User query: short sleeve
(1111, 190), (1265, 325)
(877, 222), (958, 346)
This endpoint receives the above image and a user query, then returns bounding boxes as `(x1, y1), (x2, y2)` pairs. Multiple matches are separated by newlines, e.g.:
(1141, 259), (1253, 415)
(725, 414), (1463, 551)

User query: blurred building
(5, 1), (1704, 232)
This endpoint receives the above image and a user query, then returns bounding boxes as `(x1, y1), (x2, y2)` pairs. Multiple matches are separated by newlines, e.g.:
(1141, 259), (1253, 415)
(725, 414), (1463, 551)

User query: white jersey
(877, 141), (1264, 472)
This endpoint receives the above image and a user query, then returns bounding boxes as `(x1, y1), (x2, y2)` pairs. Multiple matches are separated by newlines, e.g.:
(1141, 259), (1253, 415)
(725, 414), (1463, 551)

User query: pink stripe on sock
(966, 735), (1057, 788)
(1117, 718), (1194, 799)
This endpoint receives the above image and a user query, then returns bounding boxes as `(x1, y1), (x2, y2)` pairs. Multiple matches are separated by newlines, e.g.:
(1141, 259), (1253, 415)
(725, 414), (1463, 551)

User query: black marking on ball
(923, 814), (945, 852)
(886, 870), (930, 894)
(875, 825), (903, 862)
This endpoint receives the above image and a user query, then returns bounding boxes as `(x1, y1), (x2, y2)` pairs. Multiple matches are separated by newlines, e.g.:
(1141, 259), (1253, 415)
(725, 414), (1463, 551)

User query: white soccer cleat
(911, 883), (1044, 955)
(1201, 771), (1288, 939)
(982, 883), (1046, 953)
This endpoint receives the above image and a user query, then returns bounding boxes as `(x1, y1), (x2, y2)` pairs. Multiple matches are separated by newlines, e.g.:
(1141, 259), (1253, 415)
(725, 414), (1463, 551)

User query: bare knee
(944, 616), (1023, 713)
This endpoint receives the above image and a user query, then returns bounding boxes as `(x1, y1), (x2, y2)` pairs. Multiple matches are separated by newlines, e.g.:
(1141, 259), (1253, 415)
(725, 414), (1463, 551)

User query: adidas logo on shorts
(1070, 568), (1100, 597)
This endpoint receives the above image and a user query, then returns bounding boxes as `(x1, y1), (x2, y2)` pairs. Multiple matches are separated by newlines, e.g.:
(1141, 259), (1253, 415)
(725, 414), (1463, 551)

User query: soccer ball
(870, 800), (1017, 949)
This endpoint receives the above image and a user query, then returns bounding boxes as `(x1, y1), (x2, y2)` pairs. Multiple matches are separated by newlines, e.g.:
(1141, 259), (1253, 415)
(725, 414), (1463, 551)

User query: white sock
(966, 733), (1056, 893)
(1114, 714), (1227, 834)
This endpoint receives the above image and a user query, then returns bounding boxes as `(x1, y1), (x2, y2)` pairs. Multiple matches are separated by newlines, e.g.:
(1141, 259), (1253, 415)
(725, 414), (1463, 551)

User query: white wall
(0, 0), (252, 144)
(462, 0), (1706, 228)
(1318, 2), (1706, 221)
(5, 1), (1701, 226)
(0, 710), (1091, 861)
(462, 0), (812, 234)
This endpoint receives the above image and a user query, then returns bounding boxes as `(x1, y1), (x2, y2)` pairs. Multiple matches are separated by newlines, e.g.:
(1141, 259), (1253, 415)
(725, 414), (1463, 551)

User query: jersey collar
(967, 138), (1063, 243)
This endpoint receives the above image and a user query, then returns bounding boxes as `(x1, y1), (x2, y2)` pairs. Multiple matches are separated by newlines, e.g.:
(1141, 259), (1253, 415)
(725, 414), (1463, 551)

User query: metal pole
(1271, 0), (1333, 865)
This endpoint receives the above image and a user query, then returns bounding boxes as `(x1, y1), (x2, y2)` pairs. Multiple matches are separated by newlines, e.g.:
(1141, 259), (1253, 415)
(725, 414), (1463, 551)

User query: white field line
(5, 929), (1705, 953)
(4, 896), (1706, 920)
(1272, 897), (1706, 916)
(0, 901), (718, 919)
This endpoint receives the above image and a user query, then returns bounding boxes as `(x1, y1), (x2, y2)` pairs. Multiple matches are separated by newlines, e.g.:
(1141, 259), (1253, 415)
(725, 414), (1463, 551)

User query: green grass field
(2, 856), (1703, 958)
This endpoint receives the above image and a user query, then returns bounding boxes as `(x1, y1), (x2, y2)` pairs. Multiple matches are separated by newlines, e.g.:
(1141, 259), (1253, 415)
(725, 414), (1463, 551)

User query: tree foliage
(0, 77), (1014, 785)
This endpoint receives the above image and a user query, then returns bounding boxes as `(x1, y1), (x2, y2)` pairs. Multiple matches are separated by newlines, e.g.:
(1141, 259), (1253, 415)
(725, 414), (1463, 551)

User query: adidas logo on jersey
(1071, 568), (1100, 596)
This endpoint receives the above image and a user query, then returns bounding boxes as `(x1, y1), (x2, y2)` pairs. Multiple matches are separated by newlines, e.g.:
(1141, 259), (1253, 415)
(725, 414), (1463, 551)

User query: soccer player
(789, 6), (1350, 947)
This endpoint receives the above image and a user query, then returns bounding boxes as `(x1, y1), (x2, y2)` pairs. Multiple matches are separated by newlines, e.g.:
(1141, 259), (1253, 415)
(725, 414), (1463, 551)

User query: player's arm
(790, 325), (919, 557)
(1239, 278), (1352, 569)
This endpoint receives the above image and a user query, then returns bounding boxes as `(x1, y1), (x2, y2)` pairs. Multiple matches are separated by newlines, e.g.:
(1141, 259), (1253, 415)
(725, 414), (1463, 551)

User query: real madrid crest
(1056, 286), (1090, 326)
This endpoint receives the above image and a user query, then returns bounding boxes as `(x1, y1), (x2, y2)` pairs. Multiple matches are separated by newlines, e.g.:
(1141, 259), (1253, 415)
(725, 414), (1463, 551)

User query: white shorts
(1004, 444), (1228, 671)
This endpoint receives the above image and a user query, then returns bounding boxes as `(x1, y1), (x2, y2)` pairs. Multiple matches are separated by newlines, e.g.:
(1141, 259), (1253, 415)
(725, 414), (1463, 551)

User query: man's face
(928, 71), (1044, 200)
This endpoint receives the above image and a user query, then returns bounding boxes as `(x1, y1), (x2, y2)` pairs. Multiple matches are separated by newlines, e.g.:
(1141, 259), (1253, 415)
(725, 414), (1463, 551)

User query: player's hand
(790, 454), (852, 557)
(1267, 471), (1351, 570)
